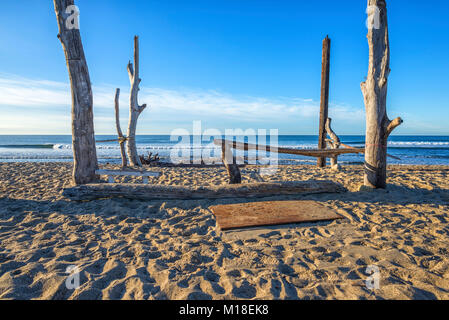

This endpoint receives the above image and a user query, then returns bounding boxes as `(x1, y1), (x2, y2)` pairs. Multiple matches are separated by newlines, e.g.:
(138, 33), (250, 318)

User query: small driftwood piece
(126, 36), (147, 167)
(114, 88), (128, 168)
(139, 152), (160, 165)
(63, 180), (347, 201)
(325, 118), (340, 170)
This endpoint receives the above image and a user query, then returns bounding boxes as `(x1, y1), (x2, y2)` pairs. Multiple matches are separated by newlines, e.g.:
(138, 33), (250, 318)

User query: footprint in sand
(232, 280), (257, 299)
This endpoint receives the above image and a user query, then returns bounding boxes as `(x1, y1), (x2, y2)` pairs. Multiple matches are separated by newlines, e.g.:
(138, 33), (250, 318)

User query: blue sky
(0, 0), (448, 135)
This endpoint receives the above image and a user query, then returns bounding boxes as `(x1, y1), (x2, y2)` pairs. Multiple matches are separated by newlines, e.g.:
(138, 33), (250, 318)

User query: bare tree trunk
(361, 0), (402, 188)
(54, 0), (98, 185)
(126, 36), (147, 167)
(317, 36), (331, 168)
(114, 88), (128, 168)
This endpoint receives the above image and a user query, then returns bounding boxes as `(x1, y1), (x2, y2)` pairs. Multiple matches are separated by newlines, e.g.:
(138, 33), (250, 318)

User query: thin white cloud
(0, 74), (367, 134)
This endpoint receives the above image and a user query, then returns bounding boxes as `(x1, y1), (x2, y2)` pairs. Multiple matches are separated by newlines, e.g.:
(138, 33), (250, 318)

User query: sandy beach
(0, 162), (448, 300)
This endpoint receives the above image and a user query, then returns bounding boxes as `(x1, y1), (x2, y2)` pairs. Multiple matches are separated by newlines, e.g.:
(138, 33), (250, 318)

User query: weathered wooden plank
(62, 180), (347, 201)
(210, 200), (344, 230)
(318, 36), (331, 168)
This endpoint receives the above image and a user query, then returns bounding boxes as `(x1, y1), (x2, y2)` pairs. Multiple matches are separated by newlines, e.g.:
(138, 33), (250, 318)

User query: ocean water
(0, 135), (448, 166)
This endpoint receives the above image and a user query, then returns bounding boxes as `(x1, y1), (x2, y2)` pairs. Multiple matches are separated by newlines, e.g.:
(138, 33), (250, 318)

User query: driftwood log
(139, 152), (160, 165)
(54, 0), (98, 185)
(214, 140), (364, 158)
(361, 0), (403, 188)
(126, 36), (147, 166)
(114, 88), (128, 168)
(325, 118), (341, 169)
(63, 180), (347, 201)
(318, 36), (331, 168)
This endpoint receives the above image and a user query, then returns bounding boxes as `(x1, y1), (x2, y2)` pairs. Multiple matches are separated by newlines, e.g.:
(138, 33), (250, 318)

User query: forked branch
(385, 117), (403, 139)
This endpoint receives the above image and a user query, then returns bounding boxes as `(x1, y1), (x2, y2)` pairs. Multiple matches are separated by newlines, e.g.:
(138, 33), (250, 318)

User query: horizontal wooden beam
(325, 140), (401, 160)
(214, 139), (364, 158)
(63, 180), (346, 201)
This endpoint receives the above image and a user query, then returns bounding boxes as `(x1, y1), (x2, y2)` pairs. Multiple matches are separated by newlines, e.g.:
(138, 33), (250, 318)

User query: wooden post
(126, 36), (147, 167)
(361, 0), (402, 188)
(221, 143), (242, 184)
(114, 88), (128, 168)
(317, 36), (331, 168)
(54, 0), (98, 185)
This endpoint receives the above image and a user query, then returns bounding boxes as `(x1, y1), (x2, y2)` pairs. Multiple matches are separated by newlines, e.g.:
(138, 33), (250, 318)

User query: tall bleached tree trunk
(54, 0), (98, 185)
(361, 0), (402, 189)
(126, 36), (147, 167)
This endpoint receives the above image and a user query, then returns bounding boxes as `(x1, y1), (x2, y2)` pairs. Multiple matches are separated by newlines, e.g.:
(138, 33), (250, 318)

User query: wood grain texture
(221, 143), (242, 184)
(126, 36), (147, 167)
(361, 0), (402, 188)
(63, 180), (346, 201)
(54, 0), (98, 185)
(318, 36), (331, 168)
(214, 139), (364, 157)
(210, 200), (344, 230)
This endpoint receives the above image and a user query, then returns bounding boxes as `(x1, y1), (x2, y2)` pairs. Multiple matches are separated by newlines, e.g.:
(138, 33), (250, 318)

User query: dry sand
(0, 162), (448, 300)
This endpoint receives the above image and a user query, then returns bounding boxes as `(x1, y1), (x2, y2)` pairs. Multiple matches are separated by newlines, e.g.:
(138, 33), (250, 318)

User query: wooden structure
(210, 200), (343, 230)
(96, 169), (160, 184)
(214, 139), (364, 184)
(361, 0), (402, 188)
(54, 1), (402, 194)
(317, 36), (331, 168)
(63, 180), (346, 201)
(54, 0), (98, 185)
